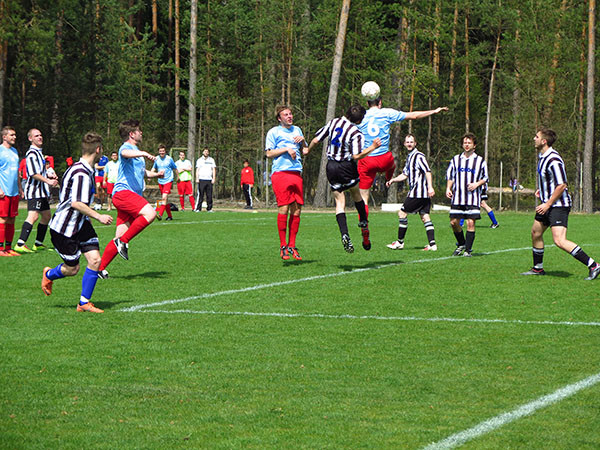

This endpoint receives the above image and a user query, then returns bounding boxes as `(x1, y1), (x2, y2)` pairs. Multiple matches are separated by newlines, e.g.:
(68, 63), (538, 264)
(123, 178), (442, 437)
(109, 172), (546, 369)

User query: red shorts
(0, 195), (19, 218)
(95, 176), (106, 188)
(271, 171), (304, 207)
(159, 182), (173, 195)
(106, 182), (115, 195)
(177, 180), (193, 196)
(358, 152), (396, 189)
(113, 190), (149, 226)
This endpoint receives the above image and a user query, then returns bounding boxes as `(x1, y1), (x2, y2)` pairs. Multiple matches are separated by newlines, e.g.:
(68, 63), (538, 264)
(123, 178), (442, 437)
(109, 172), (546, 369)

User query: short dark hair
(119, 119), (140, 141)
(243, 159), (249, 164)
(111, 151), (118, 156)
(1, 126), (15, 137)
(367, 98), (382, 108)
(275, 105), (291, 120)
(461, 132), (477, 146)
(157, 144), (166, 151)
(405, 133), (417, 144)
(82, 132), (103, 156)
(538, 127), (557, 147)
(346, 104), (366, 124)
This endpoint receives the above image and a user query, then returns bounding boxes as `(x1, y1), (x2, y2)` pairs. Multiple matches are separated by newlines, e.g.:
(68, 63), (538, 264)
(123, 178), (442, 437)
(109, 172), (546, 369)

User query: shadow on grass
(110, 270), (169, 280)
(338, 260), (401, 272)
(541, 271), (572, 278)
(283, 259), (316, 266)
(52, 300), (130, 310)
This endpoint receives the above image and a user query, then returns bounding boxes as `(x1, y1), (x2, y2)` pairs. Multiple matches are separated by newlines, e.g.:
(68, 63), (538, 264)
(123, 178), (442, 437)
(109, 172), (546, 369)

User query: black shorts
(27, 198), (50, 212)
(402, 197), (431, 215)
(50, 220), (100, 266)
(535, 206), (570, 228)
(449, 205), (481, 220)
(326, 160), (359, 192)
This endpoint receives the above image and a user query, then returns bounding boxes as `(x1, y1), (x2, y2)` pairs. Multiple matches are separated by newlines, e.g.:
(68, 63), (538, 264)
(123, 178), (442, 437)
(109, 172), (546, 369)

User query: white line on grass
(134, 309), (600, 327)
(120, 245), (533, 312)
(423, 371), (600, 449)
(157, 217), (269, 226)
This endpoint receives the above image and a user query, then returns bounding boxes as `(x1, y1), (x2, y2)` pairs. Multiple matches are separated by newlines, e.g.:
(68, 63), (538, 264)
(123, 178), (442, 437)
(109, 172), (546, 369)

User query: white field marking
(423, 371), (600, 449)
(156, 217), (269, 226)
(134, 309), (600, 327)
(120, 245), (534, 312)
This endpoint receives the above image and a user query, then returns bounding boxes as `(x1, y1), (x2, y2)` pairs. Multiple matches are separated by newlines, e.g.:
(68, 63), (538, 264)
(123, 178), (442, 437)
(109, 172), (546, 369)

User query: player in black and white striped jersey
(386, 134), (437, 251)
(446, 133), (488, 257)
(14, 129), (59, 253)
(306, 105), (381, 253)
(41, 132), (114, 313)
(521, 128), (600, 280)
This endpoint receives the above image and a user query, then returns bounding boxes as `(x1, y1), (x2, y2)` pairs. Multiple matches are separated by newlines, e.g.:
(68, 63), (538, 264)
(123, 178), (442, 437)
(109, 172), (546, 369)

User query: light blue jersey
(0, 145), (20, 196)
(152, 155), (177, 184)
(265, 125), (304, 174)
(358, 107), (406, 157)
(113, 142), (146, 195)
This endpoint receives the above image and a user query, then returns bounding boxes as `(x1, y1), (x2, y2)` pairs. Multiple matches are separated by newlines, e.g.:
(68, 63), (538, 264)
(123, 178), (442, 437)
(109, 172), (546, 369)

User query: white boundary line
(134, 309), (600, 327)
(120, 245), (533, 312)
(423, 371), (600, 449)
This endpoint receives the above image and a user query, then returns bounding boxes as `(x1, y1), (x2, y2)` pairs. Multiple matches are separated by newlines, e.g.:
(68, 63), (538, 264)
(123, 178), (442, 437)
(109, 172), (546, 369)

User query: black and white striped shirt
(49, 160), (95, 237)
(24, 146), (50, 200)
(402, 149), (431, 199)
(314, 116), (364, 162)
(446, 152), (488, 207)
(537, 147), (571, 207)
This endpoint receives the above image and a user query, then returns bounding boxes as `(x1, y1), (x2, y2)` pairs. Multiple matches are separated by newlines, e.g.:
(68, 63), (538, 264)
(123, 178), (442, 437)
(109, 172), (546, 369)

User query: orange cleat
(0, 250), (14, 257)
(42, 267), (53, 296)
(288, 247), (302, 261)
(77, 302), (104, 313)
(6, 249), (20, 256)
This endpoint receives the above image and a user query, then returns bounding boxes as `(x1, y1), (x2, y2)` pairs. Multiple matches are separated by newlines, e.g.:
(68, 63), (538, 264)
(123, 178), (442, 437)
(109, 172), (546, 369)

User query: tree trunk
(51, 9), (64, 140)
(583, 0), (595, 213)
(484, 28), (501, 164)
(313, 0), (351, 208)
(187, 0), (198, 163)
(0, 1), (8, 127)
(574, 22), (587, 212)
(512, 22), (521, 212)
(174, 0), (181, 144)
(545, 0), (568, 123)
(464, 9), (470, 133)
(449, 2), (458, 98)
(152, 0), (158, 39)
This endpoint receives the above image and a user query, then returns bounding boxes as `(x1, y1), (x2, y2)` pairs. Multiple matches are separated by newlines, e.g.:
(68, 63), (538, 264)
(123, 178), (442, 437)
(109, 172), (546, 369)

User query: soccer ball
(361, 81), (381, 101)
(93, 203), (102, 211)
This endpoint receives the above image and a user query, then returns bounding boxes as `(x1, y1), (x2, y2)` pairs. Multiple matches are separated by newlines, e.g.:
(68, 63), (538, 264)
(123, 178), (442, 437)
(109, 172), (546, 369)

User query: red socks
(0, 223), (5, 251)
(189, 196), (196, 210)
(121, 216), (150, 243)
(277, 214), (287, 247)
(6, 223), (14, 250)
(99, 240), (117, 271)
(288, 215), (300, 248)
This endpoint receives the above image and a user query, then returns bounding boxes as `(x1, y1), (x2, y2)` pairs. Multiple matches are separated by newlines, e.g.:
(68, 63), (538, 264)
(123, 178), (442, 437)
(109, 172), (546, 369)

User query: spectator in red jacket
(240, 159), (254, 210)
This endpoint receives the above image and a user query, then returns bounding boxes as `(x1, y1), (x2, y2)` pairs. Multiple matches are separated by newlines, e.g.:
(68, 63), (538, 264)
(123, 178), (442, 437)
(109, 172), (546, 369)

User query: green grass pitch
(1, 209), (600, 448)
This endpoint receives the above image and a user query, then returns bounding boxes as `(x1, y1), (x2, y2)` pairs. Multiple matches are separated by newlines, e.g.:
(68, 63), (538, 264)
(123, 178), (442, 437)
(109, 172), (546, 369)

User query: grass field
(1, 208), (600, 448)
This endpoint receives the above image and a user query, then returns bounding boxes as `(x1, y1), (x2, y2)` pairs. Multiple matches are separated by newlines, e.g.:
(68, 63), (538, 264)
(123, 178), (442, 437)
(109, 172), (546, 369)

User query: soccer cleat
(342, 234), (354, 253)
(0, 250), (14, 257)
(387, 240), (404, 250)
(155, 213), (162, 221)
(463, 251), (472, 257)
(77, 302), (104, 313)
(6, 250), (20, 256)
(14, 243), (34, 254)
(452, 245), (465, 257)
(33, 243), (49, 251)
(97, 269), (109, 279)
(358, 221), (371, 251)
(280, 245), (290, 260)
(490, 223), (500, 229)
(165, 217), (173, 221)
(585, 263), (600, 281)
(423, 244), (438, 251)
(288, 247), (302, 261)
(42, 267), (53, 296)
(521, 268), (546, 276)
(114, 238), (129, 260)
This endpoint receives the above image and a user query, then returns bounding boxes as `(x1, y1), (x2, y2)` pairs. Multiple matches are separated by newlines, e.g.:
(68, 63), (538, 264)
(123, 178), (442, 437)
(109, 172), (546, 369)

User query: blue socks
(46, 264), (66, 280)
(488, 211), (498, 225)
(80, 268), (99, 304)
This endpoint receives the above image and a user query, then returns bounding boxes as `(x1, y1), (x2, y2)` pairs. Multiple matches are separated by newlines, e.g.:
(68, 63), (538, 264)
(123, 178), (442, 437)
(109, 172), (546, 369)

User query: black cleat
(165, 216), (173, 221)
(452, 245), (465, 257)
(463, 251), (472, 257)
(585, 263), (600, 281)
(114, 237), (129, 261)
(358, 221), (371, 251)
(521, 268), (546, 276)
(97, 269), (109, 279)
(156, 213), (162, 221)
(490, 223), (499, 229)
(342, 234), (354, 253)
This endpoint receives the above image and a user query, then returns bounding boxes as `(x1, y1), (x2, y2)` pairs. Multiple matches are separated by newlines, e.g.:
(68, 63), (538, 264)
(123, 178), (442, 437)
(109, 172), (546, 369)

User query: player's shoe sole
(521, 268), (546, 276)
(114, 238), (129, 260)
(280, 246), (290, 260)
(358, 221), (371, 251)
(77, 302), (104, 313)
(33, 244), (51, 251)
(342, 234), (354, 253)
(490, 223), (499, 229)
(452, 245), (465, 256)
(42, 267), (53, 296)
(6, 250), (20, 256)
(0, 250), (14, 257)
(423, 244), (437, 251)
(288, 247), (302, 261)
(463, 251), (472, 257)
(585, 263), (600, 281)
(387, 241), (404, 250)
(14, 244), (33, 254)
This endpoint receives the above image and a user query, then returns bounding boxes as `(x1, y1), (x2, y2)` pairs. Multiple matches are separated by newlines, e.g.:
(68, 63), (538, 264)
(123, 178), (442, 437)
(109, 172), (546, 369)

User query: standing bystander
(0, 126), (23, 256)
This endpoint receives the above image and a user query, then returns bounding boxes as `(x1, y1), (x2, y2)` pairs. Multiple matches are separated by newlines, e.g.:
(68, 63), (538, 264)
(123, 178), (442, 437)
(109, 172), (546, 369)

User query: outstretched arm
(404, 107), (448, 121)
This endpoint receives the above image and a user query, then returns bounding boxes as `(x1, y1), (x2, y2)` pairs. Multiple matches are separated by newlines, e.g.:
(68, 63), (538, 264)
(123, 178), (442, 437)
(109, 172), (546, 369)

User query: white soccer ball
(93, 204), (101, 211)
(361, 81), (381, 101)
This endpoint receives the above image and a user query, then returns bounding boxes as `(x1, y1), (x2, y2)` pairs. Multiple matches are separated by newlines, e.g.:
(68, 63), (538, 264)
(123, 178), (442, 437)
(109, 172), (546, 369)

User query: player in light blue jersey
(357, 93), (447, 221)
(265, 105), (308, 261)
(151, 144), (178, 220)
(0, 126), (23, 256)
(98, 119), (163, 276)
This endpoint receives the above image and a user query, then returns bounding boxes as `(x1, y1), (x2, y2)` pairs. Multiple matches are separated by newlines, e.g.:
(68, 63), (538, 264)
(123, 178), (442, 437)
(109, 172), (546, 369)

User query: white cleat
(386, 240), (404, 250)
(423, 244), (438, 251)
